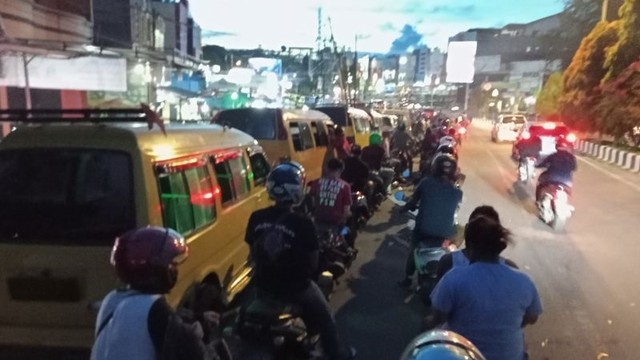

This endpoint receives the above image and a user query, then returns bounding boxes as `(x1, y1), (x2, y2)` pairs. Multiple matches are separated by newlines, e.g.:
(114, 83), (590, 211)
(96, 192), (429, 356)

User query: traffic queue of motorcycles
(221, 112), (472, 359)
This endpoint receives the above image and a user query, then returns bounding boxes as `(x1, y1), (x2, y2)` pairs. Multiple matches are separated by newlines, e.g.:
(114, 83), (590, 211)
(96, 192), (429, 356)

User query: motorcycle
(518, 157), (536, 184)
(231, 296), (321, 360)
(349, 191), (371, 230)
(315, 226), (358, 298)
(537, 183), (574, 231)
(393, 191), (457, 305)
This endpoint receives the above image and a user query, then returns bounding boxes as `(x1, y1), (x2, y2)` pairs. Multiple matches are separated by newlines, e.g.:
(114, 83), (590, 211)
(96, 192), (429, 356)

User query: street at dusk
(1, 0), (639, 359)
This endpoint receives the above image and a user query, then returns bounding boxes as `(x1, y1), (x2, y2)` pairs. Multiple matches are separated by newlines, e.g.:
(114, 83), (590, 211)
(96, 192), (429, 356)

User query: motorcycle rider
(310, 158), (353, 231)
(333, 125), (351, 160)
(245, 161), (355, 360)
(390, 122), (415, 177)
(362, 132), (395, 192)
(91, 227), (225, 360)
(436, 205), (519, 281)
(398, 154), (463, 288)
(341, 144), (370, 195)
(515, 132), (542, 176)
(399, 330), (486, 360)
(535, 139), (577, 201)
(430, 215), (543, 360)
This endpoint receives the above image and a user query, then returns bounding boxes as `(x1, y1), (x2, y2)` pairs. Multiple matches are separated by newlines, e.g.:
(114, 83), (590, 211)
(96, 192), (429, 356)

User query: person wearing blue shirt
(430, 215), (543, 360)
(398, 154), (463, 288)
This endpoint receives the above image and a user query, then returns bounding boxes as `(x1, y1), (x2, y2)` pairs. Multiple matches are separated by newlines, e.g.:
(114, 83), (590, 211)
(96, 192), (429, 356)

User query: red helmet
(111, 227), (188, 294)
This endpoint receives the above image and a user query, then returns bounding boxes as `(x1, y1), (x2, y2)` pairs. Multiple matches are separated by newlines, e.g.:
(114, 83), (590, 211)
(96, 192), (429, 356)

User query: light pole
(602, 0), (609, 21)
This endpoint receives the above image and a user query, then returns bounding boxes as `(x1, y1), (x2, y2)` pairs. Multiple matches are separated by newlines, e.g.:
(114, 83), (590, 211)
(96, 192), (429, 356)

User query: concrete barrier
(577, 139), (640, 174)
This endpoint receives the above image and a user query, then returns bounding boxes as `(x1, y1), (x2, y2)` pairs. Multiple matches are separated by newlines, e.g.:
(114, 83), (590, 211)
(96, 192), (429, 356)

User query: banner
(445, 41), (478, 84)
(0, 55), (126, 92)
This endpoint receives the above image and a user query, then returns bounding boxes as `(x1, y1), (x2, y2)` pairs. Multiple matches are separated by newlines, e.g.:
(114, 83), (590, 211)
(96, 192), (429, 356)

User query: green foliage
(604, 0), (640, 81)
(536, 72), (564, 115)
(559, 21), (620, 131)
(596, 59), (640, 140)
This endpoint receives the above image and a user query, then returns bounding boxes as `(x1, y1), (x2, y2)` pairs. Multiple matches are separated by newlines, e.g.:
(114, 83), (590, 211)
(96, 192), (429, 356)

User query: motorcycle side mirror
(394, 191), (405, 202)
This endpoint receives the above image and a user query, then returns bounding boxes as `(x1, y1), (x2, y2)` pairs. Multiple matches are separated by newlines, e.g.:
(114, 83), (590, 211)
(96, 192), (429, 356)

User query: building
(448, 13), (563, 112)
(0, 0), (127, 126)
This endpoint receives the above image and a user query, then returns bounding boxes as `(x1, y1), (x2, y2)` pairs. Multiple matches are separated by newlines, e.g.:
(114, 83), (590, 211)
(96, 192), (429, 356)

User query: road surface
(331, 122), (640, 360)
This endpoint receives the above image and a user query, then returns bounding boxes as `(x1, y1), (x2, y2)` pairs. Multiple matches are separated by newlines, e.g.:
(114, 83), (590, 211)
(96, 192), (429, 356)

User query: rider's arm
(148, 298), (209, 360)
(522, 282), (543, 328)
(522, 313), (539, 327)
(535, 155), (551, 168)
(300, 218), (321, 277)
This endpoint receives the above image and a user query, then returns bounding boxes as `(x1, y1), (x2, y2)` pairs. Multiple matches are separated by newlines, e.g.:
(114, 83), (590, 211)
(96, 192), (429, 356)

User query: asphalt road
(331, 122), (640, 360)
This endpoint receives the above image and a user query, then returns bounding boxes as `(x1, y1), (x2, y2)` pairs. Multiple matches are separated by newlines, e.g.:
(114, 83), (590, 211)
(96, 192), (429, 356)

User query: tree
(604, 0), (640, 81)
(536, 72), (564, 115)
(595, 59), (640, 140)
(559, 21), (620, 131)
(541, 0), (625, 69)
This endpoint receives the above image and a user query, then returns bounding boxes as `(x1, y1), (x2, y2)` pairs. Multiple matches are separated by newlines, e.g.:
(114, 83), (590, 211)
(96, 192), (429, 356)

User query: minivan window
(215, 108), (277, 140)
(0, 149), (135, 245)
(156, 163), (217, 235)
(310, 122), (329, 146)
(249, 152), (270, 186)
(290, 122), (316, 151)
(212, 153), (251, 207)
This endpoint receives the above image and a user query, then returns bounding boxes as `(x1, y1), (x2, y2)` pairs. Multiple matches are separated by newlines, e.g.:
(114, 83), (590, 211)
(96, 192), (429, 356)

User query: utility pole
(22, 53), (33, 111)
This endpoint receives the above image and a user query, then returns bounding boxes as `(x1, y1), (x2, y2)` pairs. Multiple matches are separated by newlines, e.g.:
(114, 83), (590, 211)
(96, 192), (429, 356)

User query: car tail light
(566, 133), (577, 143)
(521, 131), (531, 140)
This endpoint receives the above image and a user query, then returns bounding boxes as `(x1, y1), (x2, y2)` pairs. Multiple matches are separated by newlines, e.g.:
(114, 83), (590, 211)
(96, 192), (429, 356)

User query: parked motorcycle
(537, 183), (574, 231)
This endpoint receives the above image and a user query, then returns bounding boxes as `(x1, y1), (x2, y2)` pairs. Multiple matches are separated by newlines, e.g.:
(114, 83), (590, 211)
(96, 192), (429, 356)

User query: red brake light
(566, 133), (577, 143)
(542, 122), (556, 130)
(521, 131), (531, 140)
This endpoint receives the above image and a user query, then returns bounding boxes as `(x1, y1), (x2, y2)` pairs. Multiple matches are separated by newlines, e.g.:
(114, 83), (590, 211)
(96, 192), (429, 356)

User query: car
(511, 121), (577, 160)
(491, 114), (527, 142)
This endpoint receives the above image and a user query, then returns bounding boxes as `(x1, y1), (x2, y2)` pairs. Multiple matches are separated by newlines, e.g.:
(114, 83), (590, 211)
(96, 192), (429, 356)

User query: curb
(576, 139), (640, 174)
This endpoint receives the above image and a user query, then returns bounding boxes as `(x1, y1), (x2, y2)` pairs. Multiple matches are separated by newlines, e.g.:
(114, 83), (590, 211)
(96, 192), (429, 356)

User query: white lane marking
(577, 156), (640, 193)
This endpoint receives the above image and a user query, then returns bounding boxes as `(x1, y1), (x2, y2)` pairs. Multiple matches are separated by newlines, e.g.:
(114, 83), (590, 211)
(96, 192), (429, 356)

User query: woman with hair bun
(429, 214), (543, 360)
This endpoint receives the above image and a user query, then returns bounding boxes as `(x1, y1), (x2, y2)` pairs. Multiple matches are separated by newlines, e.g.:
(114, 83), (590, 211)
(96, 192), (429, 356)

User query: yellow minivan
(213, 108), (333, 181)
(315, 106), (372, 147)
(0, 109), (271, 348)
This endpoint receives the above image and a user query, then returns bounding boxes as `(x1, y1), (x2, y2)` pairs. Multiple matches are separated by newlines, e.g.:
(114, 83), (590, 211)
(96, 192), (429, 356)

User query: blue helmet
(399, 330), (486, 360)
(266, 161), (306, 205)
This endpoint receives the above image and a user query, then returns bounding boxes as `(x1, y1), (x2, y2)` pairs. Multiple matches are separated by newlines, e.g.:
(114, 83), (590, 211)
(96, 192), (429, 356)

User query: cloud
(389, 24), (423, 54)
(428, 5), (477, 17)
(379, 22), (398, 32)
(202, 30), (236, 38)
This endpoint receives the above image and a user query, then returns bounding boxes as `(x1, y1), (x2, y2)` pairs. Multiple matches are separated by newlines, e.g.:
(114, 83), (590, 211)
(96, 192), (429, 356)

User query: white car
(491, 114), (527, 142)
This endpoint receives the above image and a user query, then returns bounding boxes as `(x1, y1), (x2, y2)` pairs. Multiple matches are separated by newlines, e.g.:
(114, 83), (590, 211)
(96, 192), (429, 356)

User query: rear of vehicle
(0, 126), (139, 347)
(492, 114), (526, 142)
(519, 122), (575, 158)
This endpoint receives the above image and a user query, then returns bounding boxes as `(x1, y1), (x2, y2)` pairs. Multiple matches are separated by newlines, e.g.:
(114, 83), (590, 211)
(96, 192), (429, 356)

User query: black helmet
(431, 153), (458, 180)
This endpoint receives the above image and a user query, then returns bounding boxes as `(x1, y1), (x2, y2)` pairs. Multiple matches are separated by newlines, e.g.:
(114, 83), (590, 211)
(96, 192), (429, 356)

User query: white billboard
(0, 55), (127, 92)
(446, 41), (478, 83)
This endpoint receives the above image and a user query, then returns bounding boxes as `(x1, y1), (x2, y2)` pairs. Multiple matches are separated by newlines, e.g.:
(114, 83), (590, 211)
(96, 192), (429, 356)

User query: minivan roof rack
(0, 106), (167, 134)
